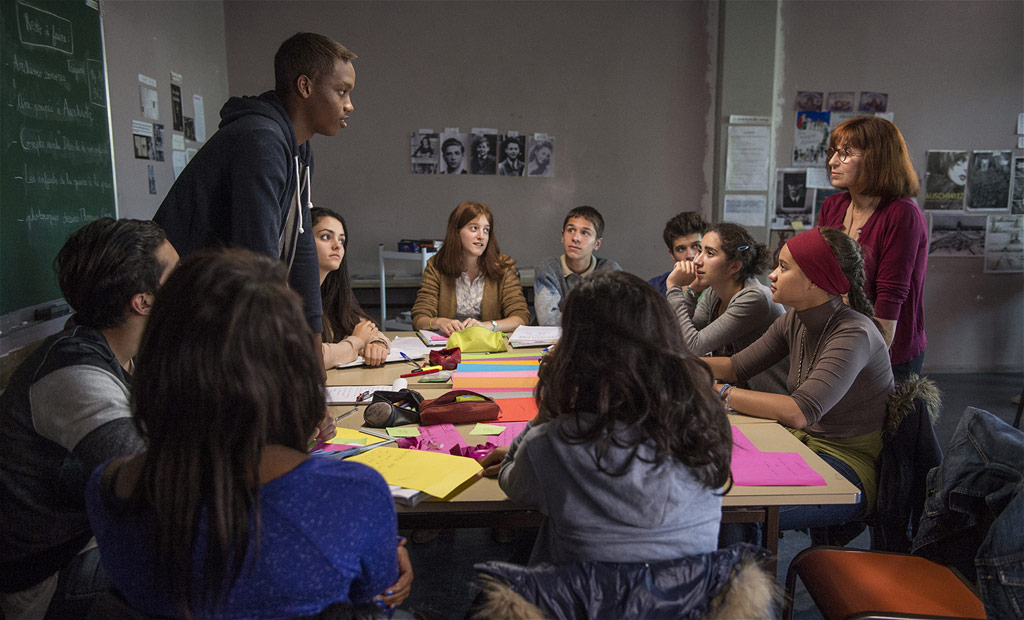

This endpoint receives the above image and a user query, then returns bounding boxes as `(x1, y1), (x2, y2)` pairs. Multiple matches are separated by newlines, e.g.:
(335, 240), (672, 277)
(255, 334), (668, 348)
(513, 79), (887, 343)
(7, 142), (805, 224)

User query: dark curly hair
(818, 227), (881, 332)
(537, 271), (732, 490)
(707, 222), (771, 281)
(55, 218), (167, 329)
(662, 211), (709, 251)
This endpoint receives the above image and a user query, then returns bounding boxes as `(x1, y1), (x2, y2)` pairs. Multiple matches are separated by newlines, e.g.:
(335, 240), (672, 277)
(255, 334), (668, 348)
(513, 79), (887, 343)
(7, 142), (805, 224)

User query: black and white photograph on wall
(152, 124), (165, 162)
(965, 150), (1012, 212)
(773, 169), (814, 229)
(984, 214), (1023, 273)
(924, 150), (969, 210)
(827, 92), (855, 112)
(184, 117), (195, 142)
(814, 187), (843, 216)
(793, 111), (830, 167)
(795, 91), (823, 111)
(929, 213), (986, 257)
(410, 132), (438, 174)
(498, 135), (526, 176)
(438, 133), (468, 175)
(1010, 155), (1024, 214)
(148, 165), (157, 195)
(857, 91), (888, 113)
(469, 132), (497, 175)
(527, 136), (555, 177)
(171, 84), (183, 131)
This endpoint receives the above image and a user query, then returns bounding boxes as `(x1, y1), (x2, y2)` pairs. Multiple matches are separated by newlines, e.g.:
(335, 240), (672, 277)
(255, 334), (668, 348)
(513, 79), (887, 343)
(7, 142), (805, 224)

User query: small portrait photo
(924, 150), (969, 210)
(527, 136), (555, 177)
(826, 92), (855, 112)
(469, 133), (497, 175)
(929, 213), (986, 257)
(410, 132), (438, 174)
(795, 91), (823, 112)
(133, 134), (152, 159)
(773, 169), (813, 229)
(966, 150), (1012, 213)
(438, 132), (468, 175)
(857, 91), (888, 113)
(498, 135), (526, 176)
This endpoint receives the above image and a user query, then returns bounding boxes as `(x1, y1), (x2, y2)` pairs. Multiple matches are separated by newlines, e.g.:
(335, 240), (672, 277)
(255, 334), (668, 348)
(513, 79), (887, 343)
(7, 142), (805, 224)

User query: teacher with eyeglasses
(818, 116), (928, 383)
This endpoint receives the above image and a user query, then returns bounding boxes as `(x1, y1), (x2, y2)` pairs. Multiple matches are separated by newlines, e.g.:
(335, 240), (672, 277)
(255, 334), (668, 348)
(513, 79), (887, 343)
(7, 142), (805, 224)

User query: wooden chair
(782, 545), (985, 620)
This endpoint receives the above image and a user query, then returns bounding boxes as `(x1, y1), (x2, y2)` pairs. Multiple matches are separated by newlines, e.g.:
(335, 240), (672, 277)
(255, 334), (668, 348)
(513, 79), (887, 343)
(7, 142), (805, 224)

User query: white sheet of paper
(335, 336), (430, 368)
(172, 150), (186, 179)
(805, 167), (832, 189)
(723, 195), (767, 227)
(725, 125), (771, 191)
(192, 94), (206, 142)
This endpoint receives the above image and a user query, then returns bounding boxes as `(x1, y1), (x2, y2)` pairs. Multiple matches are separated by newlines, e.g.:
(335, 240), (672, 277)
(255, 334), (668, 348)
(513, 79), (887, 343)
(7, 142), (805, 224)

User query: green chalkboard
(1, 0), (115, 316)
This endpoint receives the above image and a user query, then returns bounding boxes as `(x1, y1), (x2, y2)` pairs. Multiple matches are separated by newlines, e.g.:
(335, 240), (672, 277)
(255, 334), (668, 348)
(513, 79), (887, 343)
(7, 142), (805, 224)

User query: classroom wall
(221, 0), (716, 281)
(774, 0), (1023, 373)
(101, 0), (229, 220)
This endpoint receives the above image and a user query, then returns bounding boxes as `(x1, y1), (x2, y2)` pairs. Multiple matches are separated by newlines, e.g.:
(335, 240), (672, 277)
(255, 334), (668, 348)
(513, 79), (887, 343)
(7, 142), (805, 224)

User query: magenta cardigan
(819, 193), (928, 365)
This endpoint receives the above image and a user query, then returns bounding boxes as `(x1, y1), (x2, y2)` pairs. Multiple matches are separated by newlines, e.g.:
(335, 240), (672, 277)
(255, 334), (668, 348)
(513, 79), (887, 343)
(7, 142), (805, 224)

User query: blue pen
(399, 351), (422, 369)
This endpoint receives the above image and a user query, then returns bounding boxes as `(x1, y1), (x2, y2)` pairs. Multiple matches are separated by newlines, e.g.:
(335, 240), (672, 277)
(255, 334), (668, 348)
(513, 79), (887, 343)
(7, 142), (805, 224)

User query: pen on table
(333, 406), (358, 423)
(400, 368), (441, 378)
(399, 352), (422, 369)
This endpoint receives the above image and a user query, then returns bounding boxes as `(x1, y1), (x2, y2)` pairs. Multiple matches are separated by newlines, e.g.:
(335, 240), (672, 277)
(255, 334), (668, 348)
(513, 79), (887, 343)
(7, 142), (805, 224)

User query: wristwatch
(490, 320), (498, 332)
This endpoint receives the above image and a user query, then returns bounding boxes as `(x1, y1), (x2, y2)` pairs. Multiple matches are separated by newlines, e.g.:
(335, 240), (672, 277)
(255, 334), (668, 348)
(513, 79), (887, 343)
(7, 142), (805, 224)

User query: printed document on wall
(726, 125), (770, 191)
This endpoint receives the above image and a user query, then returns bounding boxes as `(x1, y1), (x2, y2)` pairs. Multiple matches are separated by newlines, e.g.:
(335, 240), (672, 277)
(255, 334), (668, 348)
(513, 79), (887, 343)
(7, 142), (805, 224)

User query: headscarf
(785, 228), (850, 296)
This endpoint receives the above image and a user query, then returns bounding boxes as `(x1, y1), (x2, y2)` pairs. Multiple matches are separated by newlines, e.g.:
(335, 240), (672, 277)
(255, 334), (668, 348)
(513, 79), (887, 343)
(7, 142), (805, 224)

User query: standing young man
(534, 206), (621, 326)
(0, 219), (177, 619)
(648, 211), (709, 296)
(154, 33), (357, 351)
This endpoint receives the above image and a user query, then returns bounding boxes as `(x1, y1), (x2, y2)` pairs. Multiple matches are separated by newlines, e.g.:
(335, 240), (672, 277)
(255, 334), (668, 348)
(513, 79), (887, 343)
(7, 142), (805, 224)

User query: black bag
(362, 389), (424, 428)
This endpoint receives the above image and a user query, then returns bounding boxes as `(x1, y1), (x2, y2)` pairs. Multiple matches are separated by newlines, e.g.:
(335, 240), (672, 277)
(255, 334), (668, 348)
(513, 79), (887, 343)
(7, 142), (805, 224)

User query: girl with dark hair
(312, 207), (390, 367)
(481, 271), (732, 564)
(85, 249), (412, 619)
(412, 201), (529, 336)
(819, 116), (928, 382)
(705, 227), (894, 531)
(665, 222), (788, 394)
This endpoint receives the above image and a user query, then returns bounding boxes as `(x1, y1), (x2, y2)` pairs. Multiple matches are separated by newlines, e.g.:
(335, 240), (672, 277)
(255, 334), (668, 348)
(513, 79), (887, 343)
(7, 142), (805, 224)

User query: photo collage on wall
(410, 130), (555, 177)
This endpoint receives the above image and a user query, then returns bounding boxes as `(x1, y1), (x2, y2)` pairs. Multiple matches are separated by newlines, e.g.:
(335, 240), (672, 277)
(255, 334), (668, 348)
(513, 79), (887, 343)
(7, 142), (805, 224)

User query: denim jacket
(911, 407), (1024, 619)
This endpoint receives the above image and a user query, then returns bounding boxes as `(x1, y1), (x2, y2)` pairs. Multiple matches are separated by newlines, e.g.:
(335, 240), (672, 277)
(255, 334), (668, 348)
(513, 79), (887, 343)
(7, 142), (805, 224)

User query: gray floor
(399, 372), (1023, 620)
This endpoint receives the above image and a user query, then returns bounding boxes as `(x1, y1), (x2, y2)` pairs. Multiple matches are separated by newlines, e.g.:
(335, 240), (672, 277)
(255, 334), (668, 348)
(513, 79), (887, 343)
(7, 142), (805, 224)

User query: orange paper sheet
(495, 397), (539, 422)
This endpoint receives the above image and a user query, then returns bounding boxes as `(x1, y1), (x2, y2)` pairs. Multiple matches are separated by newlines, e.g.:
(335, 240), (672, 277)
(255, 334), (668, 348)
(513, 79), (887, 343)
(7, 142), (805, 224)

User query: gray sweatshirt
(499, 415), (722, 565)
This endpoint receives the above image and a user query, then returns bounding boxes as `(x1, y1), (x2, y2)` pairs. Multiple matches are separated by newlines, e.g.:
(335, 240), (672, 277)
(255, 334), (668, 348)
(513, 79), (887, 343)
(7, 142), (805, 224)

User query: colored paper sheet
(470, 423), (507, 435)
(319, 443), (360, 452)
(453, 375), (539, 389)
(494, 422), (528, 446)
(731, 426), (759, 453)
(329, 428), (385, 446)
(461, 352), (543, 361)
(350, 448), (482, 498)
(415, 424), (466, 453)
(454, 371), (538, 378)
(731, 451), (826, 486)
(455, 363), (540, 373)
(495, 397), (539, 422)
(387, 427), (421, 437)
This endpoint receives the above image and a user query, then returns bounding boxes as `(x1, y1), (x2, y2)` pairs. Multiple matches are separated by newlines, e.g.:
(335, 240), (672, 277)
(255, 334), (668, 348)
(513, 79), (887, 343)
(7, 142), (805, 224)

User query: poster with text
(924, 150), (968, 210)
(793, 111), (830, 167)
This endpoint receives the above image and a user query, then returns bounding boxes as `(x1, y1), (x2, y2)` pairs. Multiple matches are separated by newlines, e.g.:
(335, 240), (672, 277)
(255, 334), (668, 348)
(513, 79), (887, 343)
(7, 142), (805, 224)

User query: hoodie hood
(219, 90), (311, 165)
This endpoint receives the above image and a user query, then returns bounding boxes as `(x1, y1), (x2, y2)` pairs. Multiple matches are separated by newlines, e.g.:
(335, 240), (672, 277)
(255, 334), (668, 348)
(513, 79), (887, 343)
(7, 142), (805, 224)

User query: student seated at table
(480, 271), (732, 564)
(665, 222), (788, 394)
(312, 207), (390, 367)
(0, 218), (176, 620)
(534, 205), (621, 326)
(411, 201), (529, 336)
(85, 249), (412, 619)
(648, 210), (708, 296)
(704, 227), (893, 536)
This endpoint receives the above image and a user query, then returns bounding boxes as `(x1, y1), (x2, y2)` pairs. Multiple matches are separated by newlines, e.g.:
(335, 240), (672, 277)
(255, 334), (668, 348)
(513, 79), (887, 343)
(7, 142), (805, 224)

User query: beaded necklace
(796, 308), (839, 388)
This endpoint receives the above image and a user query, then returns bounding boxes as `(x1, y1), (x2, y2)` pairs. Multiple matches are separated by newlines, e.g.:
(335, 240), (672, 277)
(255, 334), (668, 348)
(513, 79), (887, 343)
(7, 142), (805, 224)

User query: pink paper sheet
(731, 450), (826, 486)
(396, 423), (467, 454)
(493, 422), (529, 446)
(731, 426), (760, 453)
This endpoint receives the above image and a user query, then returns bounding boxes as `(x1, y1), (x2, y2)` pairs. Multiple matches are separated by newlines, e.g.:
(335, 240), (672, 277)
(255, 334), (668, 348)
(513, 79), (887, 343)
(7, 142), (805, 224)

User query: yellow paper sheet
(350, 448), (482, 498)
(328, 428), (386, 446)
(470, 423), (506, 435)
(387, 427), (421, 437)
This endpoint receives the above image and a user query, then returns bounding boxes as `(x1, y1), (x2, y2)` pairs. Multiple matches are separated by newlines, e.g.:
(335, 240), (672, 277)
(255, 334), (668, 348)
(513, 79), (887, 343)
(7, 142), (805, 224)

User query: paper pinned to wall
(723, 195), (767, 227)
(725, 125), (770, 191)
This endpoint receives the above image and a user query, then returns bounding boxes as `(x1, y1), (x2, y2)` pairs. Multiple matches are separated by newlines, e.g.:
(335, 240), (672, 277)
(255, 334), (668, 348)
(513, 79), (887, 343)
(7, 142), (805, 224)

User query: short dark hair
(662, 211), (709, 250)
(563, 205), (605, 239)
(441, 138), (464, 153)
(538, 271), (732, 489)
(274, 33), (356, 96)
(707, 222), (771, 281)
(55, 218), (166, 329)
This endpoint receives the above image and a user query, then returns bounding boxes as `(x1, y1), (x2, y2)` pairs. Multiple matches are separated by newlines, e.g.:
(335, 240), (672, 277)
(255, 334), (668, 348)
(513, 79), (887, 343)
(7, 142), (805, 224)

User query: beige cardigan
(412, 255), (530, 327)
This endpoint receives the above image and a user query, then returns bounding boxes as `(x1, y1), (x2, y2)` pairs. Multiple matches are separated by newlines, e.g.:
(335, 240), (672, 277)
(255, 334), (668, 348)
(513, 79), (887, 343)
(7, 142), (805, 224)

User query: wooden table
(327, 339), (859, 575)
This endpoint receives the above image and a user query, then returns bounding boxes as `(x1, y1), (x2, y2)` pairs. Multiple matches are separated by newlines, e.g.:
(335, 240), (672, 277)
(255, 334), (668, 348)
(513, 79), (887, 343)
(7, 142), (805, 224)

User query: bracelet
(428, 317), (435, 329)
(718, 383), (732, 398)
(723, 386), (733, 411)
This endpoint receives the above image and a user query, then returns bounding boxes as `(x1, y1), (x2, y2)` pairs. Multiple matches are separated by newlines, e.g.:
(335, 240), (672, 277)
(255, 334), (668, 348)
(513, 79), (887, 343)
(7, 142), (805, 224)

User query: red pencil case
(419, 389), (499, 425)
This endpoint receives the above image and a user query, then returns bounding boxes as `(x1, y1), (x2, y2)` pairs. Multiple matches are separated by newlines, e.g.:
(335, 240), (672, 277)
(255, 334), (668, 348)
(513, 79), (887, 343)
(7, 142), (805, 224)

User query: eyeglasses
(825, 147), (864, 163)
